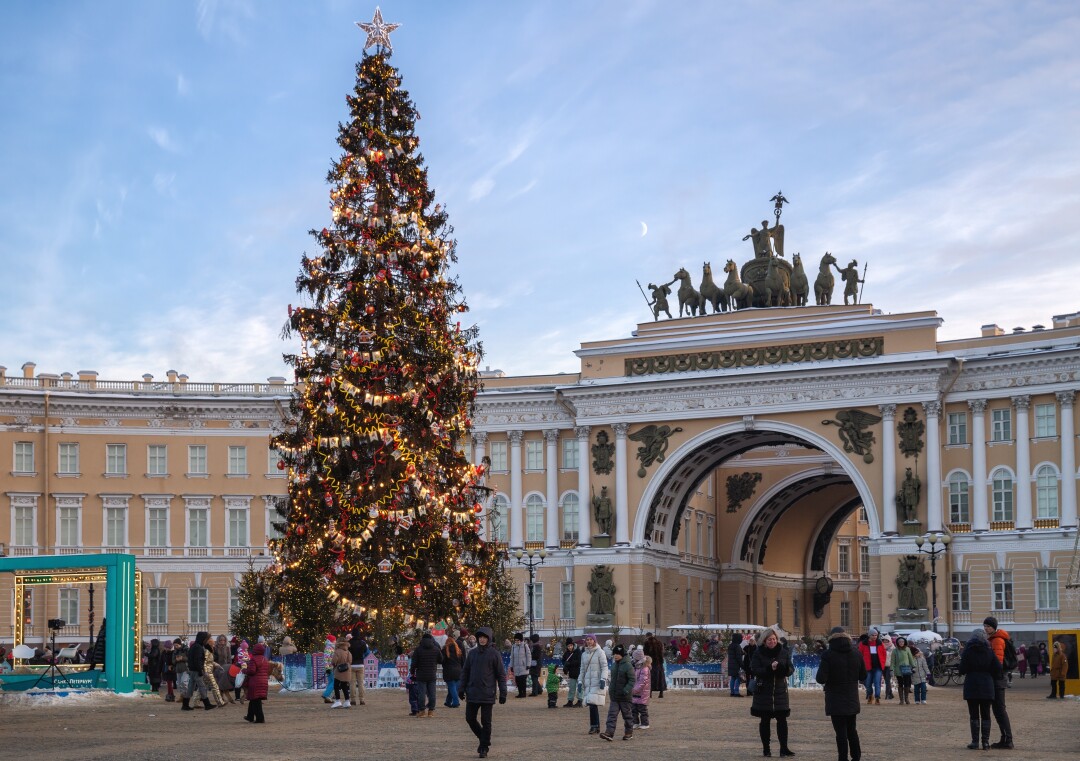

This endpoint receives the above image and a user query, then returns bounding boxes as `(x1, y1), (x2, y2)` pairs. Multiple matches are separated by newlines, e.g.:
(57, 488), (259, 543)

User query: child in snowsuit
(546, 663), (562, 708)
(631, 651), (651, 729)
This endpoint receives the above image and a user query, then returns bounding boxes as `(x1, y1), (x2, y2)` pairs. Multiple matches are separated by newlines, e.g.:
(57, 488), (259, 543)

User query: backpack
(1002, 637), (1018, 672)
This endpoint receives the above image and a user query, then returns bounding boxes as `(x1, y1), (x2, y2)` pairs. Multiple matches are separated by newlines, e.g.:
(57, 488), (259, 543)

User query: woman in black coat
(959, 628), (1002, 750)
(750, 627), (795, 757)
(816, 627), (867, 761)
(441, 636), (465, 708)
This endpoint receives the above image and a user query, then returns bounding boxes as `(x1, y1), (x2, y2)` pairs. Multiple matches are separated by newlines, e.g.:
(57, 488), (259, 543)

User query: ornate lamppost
(513, 547), (546, 639)
(914, 532), (951, 633)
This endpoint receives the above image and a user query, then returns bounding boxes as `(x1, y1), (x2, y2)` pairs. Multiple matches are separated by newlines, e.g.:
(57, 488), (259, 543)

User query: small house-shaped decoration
(377, 559), (392, 573)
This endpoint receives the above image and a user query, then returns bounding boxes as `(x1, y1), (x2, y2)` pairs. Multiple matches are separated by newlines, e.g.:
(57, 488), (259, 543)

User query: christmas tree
(271, 10), (496, 647)
(229, 559), (283, 647)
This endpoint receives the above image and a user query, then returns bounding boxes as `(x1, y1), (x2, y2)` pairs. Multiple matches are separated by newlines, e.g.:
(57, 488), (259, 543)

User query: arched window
(1036, 464), (1059, 519)
(991, 468), (1014, 522)
(489, 495), (509, 543)
(525, 494), (544, 542)
(948, 472), (970, 523)
(561, 493), (579, 543)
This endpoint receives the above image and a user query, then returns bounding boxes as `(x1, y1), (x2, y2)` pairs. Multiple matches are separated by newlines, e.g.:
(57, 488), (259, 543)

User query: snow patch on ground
(0, 689), (147, 708)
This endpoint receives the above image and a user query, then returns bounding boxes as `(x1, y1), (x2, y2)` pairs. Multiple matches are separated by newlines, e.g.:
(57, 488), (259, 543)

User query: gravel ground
(0, 674), (1074, 760)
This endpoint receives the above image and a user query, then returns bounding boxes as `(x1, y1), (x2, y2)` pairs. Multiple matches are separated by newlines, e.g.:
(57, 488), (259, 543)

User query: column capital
(921, 400), (942, 418)
(574, 425), (591, 440)
(1011, 394), (1031, 411)
(543, 428), (560, 444)
(472, 431), (489, 446)
(878, 403), (897, 420)
(1056, 390), (1076, 408)
(508, 430), (524, 445)
(613, 422), (630, 438)
(968, 399), (988, 414)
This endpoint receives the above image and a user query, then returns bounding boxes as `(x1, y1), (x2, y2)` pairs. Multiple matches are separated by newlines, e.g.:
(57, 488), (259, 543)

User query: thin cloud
(176, 73), (190, 96)
(147, 126), (180, 153)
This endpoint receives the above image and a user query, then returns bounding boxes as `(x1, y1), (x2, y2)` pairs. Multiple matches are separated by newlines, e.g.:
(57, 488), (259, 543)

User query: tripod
(31, 627), (73, 690)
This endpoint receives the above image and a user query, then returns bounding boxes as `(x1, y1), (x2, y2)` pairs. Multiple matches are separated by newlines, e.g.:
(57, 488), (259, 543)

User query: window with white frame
(147, 588), (168, 625)
(105, 505), (126, 547)
(229, 587), (241, 620)
(991, 408), (1012, 442)
(949, 473), (970, 523)
(561, 493), (579, 542)
(838, 544), (850, 573)
(860, 543), (870, 575)
(1036, 568), (1059, 610)
(992, 570), (1013, 611)
(991, 469), (1014, 521)
(560, 581), (575, 620)
(684, 516), (691, 554)
(13, 502), (35, 546)
(227, 446), (248, 475)
(147, 445), (167, 476)
(105, 444), (127, 475)
(188, 445), (208, 475)
(525, 440), (543, 471)
(265, 496), (286, 541)
(14, 441), (35, 473)
(775, 597), (783, 627)
(525, 495), (544, 542)
(488, 441), (507, 471)
(707, 518), (715, 558)
(189, 588), (209, 625)
(696, 518), (703, 556)
(861, 601), (872, 631)
(148, 506), (168, 547)
(1036, 465), (1059, 519)
(228, 505), (249, 546)
(267, 448), (283, 474)
(859, 507), (868, 523)
(489, 495), (508, 543)
(524, 582), (543, 621)
(947, 412), (968, 445)
(58, 588), (79, 623)
(839, 600), (851, 628)
(58, 506), (80, 546)
(952, 572), (970, 611)
(188, 507), (209, 547)
(58, 443), (79, 474)
(1034, 403), (1056, 438)
(561, 438), (579, 469)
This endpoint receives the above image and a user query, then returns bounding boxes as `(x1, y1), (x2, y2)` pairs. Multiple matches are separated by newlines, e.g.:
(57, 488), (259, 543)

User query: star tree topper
(356, 7), (401, 52)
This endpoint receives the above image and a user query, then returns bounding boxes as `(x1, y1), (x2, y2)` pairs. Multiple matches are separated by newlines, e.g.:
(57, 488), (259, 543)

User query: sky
(2, 1), (1079, 383)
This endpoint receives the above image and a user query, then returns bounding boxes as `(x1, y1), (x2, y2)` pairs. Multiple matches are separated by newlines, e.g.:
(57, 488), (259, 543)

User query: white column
(576, 426), (591, 546)
(509, 430), (524, 548)
(1058, 391), (1077, 528)
(473, 432), (488, 541)
(544, 429), (560, 548)
(1013, 395), (1033, 530)
(969, 400), (989, 532)
(614, 423), (630, 545)
(923, 401), (943, 533)
(879, 404), (898, 534)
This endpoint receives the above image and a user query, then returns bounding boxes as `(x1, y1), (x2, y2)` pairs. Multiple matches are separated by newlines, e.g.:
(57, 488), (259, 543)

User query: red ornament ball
(366, 304), (376, 315)
(276, 460), (286, 470)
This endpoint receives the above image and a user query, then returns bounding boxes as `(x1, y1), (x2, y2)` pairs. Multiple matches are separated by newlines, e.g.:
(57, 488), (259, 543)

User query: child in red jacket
(244, 643), (270, 724)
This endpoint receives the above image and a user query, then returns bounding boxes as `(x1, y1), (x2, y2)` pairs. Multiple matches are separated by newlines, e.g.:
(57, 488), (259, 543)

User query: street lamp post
(914, 532), (952, 633)
(513, 547), (547, 639)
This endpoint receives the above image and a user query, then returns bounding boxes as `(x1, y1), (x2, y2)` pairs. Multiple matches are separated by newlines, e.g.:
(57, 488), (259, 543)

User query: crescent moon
(640, 221), (648, 237)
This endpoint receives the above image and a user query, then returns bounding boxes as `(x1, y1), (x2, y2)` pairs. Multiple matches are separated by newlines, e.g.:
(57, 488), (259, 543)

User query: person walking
(631, 650), (652, 731)
(890, 636), (916, 705)
(743, 636), (758, 697)
(728, 632), (744, 697)
(321, 634), (338, 704)
(1048, 640), (1068, 699)
(751, 626), (795, 757)
(983, 616), (1015, 749)
(959, 627), (1001, 750)
(529, 633), (544, 696)
(330, 637), (353, 709)
(161, 639), (177, 702)
(858, 629), (887, 704)
(443, 634), (465, 708)
(243, 641), (270, 723)
(644, 633), (667, 698)
(234, 640), (251, 704)
(145, 638), (162, 695)
(562, 638), (582, 706)
(182, 632), (215, 711)
(411, 631), (443, 716)
(460, 626), (507, 759)
(1016, 644), (1028, 679)
(881, 635), (895, 701)
(349, 632), (369, 706)
(910, 646), (930, 705)
(1036, 641), (1049, 677)
(599, 644), (635, 741)
(815, 626), (866, 761)
(510, 633), (530, 698)
(580, 634), (610, 735)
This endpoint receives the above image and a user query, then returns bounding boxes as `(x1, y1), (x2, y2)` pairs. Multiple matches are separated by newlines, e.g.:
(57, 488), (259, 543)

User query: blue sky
(2, 1), (1079, 382)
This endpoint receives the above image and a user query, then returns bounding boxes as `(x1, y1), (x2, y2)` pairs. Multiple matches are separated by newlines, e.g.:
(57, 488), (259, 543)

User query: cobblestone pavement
(0, 675), (1074, 761)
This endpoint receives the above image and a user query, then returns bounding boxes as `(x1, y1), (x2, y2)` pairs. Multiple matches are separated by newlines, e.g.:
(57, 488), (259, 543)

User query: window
(189, 588), (209, 625)
(105, 444), (127, 475)
(266, 496), (286, 541)
(861, 601), (872, 631)
(14, 504), (35, 546)
(525, 440), (543, 470)
(859, 507), (868, 524)
(561, 493), (579, 543)
(838, 544), (850, 573)
(707, 518), (715, 558)
(688, 589), (693, 618)
(525, 495), (544, 542)
(775, 597), (783, 628)
(560, 581), (575, 620)
(489, 495), (508, 543)
(489, 441), (507, 471)
(147, 445), (167, 476)
(105, 506), (126, 547)
(561, 438), (579, 469)
(991, 408), (1012, 442)
(188, 445), (207, 475)
(228, 507), (248, 546)
(188, 508), (209, 547)
(860, 544), (870, 575)
(59, 588), (79, 623)
(951, 572), (970, 611)
(228, 446), (248, 475)
(58, 443), (79, 474)
(684, 516), (691, 554)
(991, 469), (1014, 521)
(947, 412), (968, 445)
(839, 600), (851, 628)
(992, 570), (1013, 611)
(524, 582), (543, 621)
(1036, 568), (1059, 610)
(229, 587), (241, 620)
(1035, 403), (1056, 438)
(14, 441), (35, 473)
(267, 448), (283, 474)
(1036, 465), (1059, 519)
(148, 507), (168, 547)
(948, 473), (970, 523)
(58, 507), (80, 546)
(147, 588), (168, 626)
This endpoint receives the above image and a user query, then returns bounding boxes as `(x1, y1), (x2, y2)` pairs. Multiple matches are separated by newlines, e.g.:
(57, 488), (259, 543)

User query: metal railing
(0, 375), (294, 396)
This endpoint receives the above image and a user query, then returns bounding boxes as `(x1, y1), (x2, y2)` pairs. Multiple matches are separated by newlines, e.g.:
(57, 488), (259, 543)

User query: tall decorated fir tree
(271, 10), (497, 647)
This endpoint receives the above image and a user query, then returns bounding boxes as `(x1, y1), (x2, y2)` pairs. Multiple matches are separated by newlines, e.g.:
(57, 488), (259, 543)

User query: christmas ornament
(356, 7), (400, 53)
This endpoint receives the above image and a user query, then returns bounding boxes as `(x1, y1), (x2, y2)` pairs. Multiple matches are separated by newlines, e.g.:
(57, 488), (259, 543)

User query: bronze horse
(700, 262), (729, 313)
(673, 268), (703, 317)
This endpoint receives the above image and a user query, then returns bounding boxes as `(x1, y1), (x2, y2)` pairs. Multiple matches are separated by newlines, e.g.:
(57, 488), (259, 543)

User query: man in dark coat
(348, 632), (369, 706)
(562, 638), (582, 706)
(461, 626), (507, 759)
(727, 633), (744, 697)
(816, 626), (867, 761)
(529, 633), (543, 696)
(410, 631), (443, 716)
(182, 632), (214, 711)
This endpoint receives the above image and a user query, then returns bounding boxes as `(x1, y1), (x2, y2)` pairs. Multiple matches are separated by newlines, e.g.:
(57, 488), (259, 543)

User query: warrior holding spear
(638, 278), (675, 321)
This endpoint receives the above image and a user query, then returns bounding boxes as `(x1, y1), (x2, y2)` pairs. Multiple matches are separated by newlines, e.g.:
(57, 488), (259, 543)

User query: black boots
(760, 721), (771, 756)
(777, 720), (794, 756)
(181, 698), (194, 711)
(967, 719), (980, 750)
(202, 698), (216, 711)
(982, 720), (992, 750)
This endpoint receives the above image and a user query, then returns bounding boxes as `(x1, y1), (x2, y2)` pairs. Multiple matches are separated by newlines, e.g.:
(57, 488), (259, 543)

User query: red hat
(327, 634), (337, 643)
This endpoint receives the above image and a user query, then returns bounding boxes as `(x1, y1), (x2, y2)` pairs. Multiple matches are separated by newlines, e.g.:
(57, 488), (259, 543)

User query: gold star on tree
(356, 7), (400, 53)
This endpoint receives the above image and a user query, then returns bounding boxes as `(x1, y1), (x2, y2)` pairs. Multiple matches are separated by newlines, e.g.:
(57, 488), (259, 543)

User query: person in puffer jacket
(244, 642), (270, 723)
(630, 650), (652, 730)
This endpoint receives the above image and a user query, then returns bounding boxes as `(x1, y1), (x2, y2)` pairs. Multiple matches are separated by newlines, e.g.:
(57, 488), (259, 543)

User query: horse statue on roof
(673, 267), (703, 317)
(700, 262), (729, 314)
(722, 260), (754, 310)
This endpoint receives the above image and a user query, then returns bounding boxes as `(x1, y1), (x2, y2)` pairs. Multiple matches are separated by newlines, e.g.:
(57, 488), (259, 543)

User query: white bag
(234, 671), (246, 688)
(586, 691), (606, 706)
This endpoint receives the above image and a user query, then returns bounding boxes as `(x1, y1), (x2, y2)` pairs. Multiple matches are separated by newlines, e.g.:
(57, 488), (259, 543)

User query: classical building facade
(2, 303), (1078, 646)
